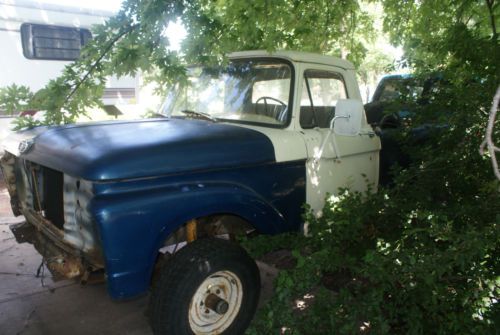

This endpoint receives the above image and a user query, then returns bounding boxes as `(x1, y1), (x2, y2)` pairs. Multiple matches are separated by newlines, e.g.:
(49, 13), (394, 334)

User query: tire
(149, 238), (260, 335)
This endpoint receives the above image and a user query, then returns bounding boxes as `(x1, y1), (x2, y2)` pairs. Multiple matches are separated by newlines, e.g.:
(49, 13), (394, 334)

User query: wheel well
(151, 214), (257, 285)
(162, 213), (256, 248)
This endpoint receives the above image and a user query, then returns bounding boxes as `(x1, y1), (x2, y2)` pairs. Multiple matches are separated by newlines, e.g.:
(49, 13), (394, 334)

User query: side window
(21, 23), (92, 61)
(300, 70), (347, 129)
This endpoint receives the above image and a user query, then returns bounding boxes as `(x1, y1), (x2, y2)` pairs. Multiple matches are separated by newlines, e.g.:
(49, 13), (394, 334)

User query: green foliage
(12, 0), (378, 128)
(357, 47), (394, 100)
(0, 84), (34, 116)
(245, 179), (498, 334)
(12, 3), (187, 129)
(380, 0), (499, 69)
(182, 0), (373, 65)
(243, 1), (500, 334)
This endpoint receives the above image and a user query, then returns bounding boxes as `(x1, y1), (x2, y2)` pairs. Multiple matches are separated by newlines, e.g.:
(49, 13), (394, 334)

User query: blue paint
(90, 160), (306, 299)
(14, 118), (307, 299)
(22, 119), (276, 181)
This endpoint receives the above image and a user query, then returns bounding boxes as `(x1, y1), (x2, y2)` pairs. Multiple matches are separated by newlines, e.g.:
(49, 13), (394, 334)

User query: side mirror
(331, 99), (364, 136)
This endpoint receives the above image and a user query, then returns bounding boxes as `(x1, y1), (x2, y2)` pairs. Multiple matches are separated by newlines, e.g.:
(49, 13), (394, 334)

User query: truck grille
(42, 166), (65, 230)
(6, 155), (102, 264)
(17, 159), (65, 230)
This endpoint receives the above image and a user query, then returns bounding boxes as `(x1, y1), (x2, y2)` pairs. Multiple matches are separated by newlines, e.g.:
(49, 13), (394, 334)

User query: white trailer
(0, 0), (138, 104)
(0, 0), (145, 154)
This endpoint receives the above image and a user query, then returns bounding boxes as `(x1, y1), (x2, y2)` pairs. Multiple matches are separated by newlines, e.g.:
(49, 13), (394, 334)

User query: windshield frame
(163, 57), (296, 129)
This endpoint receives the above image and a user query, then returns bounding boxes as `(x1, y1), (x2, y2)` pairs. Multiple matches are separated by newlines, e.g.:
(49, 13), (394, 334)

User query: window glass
(300, 70), (347, 128)
(21, 23), (92, 60)
(377, 77), (424, 102)
(160, 60), (292, 127)
(252, 79), (290, 103)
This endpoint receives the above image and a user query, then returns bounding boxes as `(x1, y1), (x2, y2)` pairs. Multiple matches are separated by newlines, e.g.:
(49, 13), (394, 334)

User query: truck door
(299, 68), (380, 213)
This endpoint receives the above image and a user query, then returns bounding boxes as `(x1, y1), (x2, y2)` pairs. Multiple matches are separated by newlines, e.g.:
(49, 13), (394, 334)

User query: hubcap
(188, 270), (243, 334)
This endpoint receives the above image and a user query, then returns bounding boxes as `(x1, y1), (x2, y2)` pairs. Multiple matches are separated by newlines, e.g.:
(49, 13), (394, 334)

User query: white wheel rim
(188, 270), (243, 334)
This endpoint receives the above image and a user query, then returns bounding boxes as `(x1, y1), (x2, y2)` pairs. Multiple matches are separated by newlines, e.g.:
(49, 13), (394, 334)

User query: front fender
(90, 179), (299, 299)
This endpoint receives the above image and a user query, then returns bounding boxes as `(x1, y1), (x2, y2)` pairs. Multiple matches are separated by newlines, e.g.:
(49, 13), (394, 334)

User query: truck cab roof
(229, 50), (356, 70)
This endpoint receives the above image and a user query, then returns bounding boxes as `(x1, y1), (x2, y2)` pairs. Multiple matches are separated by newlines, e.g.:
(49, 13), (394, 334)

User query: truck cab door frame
(295, 64), (380, 214)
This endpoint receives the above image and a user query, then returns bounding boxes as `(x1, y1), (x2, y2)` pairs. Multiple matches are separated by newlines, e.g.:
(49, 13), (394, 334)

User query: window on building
(21, 23), (92, 61)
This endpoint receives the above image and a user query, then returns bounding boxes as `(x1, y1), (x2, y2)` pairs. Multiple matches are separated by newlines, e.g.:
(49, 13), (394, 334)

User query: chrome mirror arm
(329, 114), (350, 130)
(313, 114), (351, 165)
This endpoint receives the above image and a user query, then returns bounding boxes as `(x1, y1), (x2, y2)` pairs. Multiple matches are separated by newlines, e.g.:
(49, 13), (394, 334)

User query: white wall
(0, 0), (111, 91)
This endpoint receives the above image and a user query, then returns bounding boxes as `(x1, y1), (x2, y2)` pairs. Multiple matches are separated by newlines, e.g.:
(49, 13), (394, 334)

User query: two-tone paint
(2, 118), (307, 298)
(1, 51), (381, 299)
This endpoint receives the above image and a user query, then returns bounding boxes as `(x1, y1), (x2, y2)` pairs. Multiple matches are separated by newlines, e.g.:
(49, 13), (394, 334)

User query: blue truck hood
(18, 119), (275, 181)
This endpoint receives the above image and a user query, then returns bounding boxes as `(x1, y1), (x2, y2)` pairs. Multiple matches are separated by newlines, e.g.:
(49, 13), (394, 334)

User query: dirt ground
(0, 174), (277, 335)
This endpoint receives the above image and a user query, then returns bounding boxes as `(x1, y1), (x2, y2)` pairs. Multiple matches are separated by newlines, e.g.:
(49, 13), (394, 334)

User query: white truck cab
(229, 51), (380, 213)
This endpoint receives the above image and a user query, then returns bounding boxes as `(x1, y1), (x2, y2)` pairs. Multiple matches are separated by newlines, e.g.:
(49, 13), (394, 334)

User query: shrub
(243, 72), (499, 334)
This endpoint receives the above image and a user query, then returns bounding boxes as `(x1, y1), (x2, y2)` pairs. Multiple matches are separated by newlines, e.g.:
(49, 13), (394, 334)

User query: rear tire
(149, 238), (260, 335)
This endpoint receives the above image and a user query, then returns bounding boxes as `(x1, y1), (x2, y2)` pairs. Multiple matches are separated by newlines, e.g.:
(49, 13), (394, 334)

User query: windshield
(160, 59), (292, 127)
(376, 77), (424, 103)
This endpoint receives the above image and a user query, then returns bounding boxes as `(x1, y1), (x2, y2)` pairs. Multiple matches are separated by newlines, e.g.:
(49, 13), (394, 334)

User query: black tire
(149, 238), (260, 335)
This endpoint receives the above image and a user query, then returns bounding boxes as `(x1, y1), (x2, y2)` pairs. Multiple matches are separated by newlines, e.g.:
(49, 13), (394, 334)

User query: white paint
(304, 130), (380, 213)
(233, 124), (308, 163)
(230, 50), (356, 70)
(231, 119), (380, 214)
(333, 99), (364, 137)
(0, 0), (137, 103)
(294, 64), (380, 213)
(229, 53), (381, 216)
(40, 0), (121, 12)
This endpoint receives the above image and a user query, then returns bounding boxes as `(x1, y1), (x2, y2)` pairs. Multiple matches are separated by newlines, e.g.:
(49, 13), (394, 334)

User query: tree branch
(62, 24), (139, 107)
(479, 85), (500, 181)
(485, 0), (498, 39)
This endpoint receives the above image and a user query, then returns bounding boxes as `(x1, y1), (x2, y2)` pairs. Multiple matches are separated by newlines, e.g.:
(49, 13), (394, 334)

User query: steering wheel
(254, 96), (287, 121)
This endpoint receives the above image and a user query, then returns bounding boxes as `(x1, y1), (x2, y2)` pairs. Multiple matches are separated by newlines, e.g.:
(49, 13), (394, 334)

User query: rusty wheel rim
(188, 270), (243, 334)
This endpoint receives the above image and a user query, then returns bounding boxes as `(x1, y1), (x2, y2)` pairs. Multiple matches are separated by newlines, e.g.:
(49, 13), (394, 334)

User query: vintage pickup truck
(1, 50), (380, 334)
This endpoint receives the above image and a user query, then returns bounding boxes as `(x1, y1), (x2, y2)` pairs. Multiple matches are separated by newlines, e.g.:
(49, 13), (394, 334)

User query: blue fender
(90, 170), (304, 299)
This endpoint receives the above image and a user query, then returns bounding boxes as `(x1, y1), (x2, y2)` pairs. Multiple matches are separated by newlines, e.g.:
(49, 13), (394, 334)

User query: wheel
(149, 238), (260, 335)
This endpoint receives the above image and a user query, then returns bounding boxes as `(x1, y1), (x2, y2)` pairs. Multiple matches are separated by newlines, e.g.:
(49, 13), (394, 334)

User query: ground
(0, 176), (277, 335)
